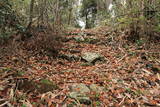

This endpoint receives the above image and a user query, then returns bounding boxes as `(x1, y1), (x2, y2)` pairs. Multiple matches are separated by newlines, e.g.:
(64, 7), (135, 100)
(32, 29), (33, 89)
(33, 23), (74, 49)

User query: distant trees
(1, 0), (160, 43)
(0, 0), (20, 44)
(27, 0), (35, 30)
(80, 0), (97, 28)
(108, 0), (160, 41)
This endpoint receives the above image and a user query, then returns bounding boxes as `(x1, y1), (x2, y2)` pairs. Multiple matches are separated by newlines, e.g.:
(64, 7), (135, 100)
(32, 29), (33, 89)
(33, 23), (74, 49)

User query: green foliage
(136, 39), (144, 46)
(107, 0), (160, 41)
(0, 32), (12, 44)
(21, 104), (27, 107)
(40, 79), (53, 85)
(154, 24), (160, 32)
(0, 0), (12, 27)
(0, 0), (24, 44)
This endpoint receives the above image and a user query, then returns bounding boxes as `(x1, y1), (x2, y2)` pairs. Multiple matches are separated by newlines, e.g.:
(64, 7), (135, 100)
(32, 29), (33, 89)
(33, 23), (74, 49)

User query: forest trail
(0, 28), (160, 106)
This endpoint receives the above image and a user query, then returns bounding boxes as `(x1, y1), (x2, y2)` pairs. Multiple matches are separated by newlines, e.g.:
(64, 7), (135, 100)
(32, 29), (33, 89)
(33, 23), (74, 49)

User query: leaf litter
(0, 28), (160, 107)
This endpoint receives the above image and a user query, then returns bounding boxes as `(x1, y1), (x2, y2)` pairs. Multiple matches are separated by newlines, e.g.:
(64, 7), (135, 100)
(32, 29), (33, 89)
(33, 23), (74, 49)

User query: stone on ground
(71, 83), (90, 94)
(68, 83), (91, 105)
(74, 36), (85, 42)
(89, 84), (104, 93)
(81, 52), (103, 63)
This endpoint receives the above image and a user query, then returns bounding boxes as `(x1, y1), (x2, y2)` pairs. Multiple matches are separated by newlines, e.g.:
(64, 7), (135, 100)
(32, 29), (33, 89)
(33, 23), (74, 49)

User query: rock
(59, 54), (80, 61)
(71, 83), (90, 94)
(86, 32), (95, 36)
(56, 36), (73, 42)
(151, 65), (160, 74)
(89, 84), (104, 93)
(69, 92), (79, 99)
(79, 97), (91, 105)
(69, 49), (81, 54)
(68, 92), (91, 105)
(78, 32), (87, 37)
(65, 103), (77, 107)
(37, 79), (59, 93)
(18, 79), (58, 93)
(85, 37), (100, 44)
(68, 84), (91, 105)
(74, 36), (85, 42)
(61, 37), (73, 42)
(81, 52), (104, 63)
(17, 71), (26, 76)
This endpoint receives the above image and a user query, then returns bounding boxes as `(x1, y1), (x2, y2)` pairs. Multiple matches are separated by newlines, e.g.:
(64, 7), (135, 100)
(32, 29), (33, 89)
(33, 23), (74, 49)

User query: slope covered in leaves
(0, 27), (160, 107)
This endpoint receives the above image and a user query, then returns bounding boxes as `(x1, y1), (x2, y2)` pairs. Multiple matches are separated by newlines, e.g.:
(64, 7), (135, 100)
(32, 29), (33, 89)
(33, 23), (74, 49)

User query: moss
(17, 71), (26, 76)
(38, 79), (59, 93)
(40, 79), (53, 85)
(18, 79), (58, 94)
(84, 38), (100, 44)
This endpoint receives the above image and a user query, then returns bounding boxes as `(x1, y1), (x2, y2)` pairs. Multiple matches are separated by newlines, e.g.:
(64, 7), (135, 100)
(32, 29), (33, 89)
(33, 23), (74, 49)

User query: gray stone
(81, 52), (103, 63)
(78, 32), (87, 37)
(89, 84), (104, 93)
(74, 36), (85, 42)
(18, 79), (58, 93)
(68, 92), (91, 105)
(85, 37), (100, 44)
(61, 37), (73, 42)
(68, 84), (91, 105)
(69, 92), (83, 99)
(71, 83), (90, 94)
(69, 49), (81, 54)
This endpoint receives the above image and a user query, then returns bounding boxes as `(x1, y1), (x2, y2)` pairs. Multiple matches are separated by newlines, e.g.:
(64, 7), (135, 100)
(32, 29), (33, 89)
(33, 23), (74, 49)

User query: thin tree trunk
(55, 0), (60, 26)
(27, 0), (35, 29)
(68, 8), (72, 25)
(85, 14), (88, 29)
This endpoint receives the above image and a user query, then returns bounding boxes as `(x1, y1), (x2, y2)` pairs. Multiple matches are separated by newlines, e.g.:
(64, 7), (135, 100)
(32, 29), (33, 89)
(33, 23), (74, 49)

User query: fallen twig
(117, 54), (127, 63)
(118, 96), (126, 106)
(0, 101), (9, 107)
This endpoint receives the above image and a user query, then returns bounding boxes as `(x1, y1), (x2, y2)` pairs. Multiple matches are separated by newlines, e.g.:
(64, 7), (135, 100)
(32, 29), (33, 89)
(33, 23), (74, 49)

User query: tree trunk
(85, 14), (89, 29)
(68, 8), (72, 25)
(27, 0), (35, 29)
(55, 0), (60, 26)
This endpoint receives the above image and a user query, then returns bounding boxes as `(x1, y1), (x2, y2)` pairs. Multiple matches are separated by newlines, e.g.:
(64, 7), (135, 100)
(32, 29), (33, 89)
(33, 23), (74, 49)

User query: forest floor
(0, 27), (160, 107)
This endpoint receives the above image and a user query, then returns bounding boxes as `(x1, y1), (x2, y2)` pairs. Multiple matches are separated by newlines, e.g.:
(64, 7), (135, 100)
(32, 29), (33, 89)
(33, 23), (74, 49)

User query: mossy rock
(89, 84), (104, 93)
(71, 83), (90, 94)
(67, 103), (76, 107)
(12, 70), (26, 77)
(17, 71), (26, 76)
(81, 52), (104, 64)
(18, 79), (58, 93)
(68, 92), (91, 105)
(84, 38), (100, 44)
(0, 67), (13, 74)
(74, 36), (85, 42)
(40, 79), (53, 85)
(38, 79), (59, 93)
